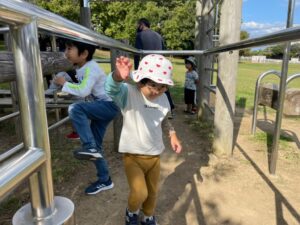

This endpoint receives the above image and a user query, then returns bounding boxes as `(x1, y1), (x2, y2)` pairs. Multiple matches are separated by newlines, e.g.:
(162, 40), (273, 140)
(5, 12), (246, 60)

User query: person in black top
(134, 18), (175, 118)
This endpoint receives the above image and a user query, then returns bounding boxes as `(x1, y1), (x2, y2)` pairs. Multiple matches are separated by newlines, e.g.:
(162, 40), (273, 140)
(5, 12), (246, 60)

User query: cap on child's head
(185, 56), (196, 67)
(132, 54), (174, 86)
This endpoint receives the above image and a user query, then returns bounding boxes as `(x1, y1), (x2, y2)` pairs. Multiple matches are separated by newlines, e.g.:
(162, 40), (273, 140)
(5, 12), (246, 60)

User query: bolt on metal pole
(269, 0), (295, 174)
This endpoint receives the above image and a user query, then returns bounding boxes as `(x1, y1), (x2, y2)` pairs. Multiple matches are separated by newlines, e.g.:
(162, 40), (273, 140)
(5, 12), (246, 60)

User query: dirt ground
(1, 104), (300, 225)
(55, 104), (299, 225)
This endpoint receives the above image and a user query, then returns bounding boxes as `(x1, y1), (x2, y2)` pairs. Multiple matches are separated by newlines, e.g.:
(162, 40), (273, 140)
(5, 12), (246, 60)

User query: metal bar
(204, 102), (215, 115)
(94, 59), (111, 63)
(142, 25), (300, 56)
(270, 0), (296, 175)
(0, 111), (19, 122)
(10, 19), (55, 219)
(1, 1), (300, 58)
(204, 85), (216, 94)
(0, 0), (138, 54)
(286, 73), (300, 84)
(251, 70), (280, 134)
(0, 148), (46, 200)
(48, 116), (69, 131)
(205, 68), (218, 72)
(0, 143), (24, 163)
(0, 26), (9, 33)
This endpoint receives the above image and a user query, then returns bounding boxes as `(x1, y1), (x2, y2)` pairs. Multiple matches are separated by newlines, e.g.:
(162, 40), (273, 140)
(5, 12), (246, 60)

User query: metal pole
(10, 19), (74, 224)
(80, 0), (91, 29)
(269, 0), (295, 174)
(251, 70), (280, 134)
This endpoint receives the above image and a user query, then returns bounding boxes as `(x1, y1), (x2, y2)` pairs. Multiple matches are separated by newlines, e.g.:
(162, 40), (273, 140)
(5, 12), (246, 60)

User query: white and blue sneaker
(85, 177), (114, 195)
(141, 216), (158, 225)
(125, 208), (139, 225)
(73, 148), (102, 161)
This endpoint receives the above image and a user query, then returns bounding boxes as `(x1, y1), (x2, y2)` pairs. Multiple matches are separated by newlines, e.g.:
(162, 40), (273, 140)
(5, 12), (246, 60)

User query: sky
(241, 0), (300, 38)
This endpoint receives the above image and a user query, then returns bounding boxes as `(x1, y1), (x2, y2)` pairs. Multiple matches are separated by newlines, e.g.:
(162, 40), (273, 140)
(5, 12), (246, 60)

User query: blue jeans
(68, 100), (120, 182)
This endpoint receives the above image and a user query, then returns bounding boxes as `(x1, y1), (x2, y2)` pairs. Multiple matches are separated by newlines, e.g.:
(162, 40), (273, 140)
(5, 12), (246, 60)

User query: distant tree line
(34, 0), (196, 50)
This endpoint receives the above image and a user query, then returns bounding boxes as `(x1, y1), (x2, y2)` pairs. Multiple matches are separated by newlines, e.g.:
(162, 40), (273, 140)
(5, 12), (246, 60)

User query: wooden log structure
(0, 51), (73, 83)
(284, 88), (300, 116)
(258, 83), (300, 116)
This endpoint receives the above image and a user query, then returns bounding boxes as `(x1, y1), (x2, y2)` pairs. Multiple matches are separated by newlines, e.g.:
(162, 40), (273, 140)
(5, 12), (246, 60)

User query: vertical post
(4, 32), (22, 141)
(10, 19), (54, 219)
(195, 0), (214, 119)
(80, 0), (91, 29)
(110, 49), (122, 152)
(213, 0), (242, 155)
(269, 0), (295, 174)
(50, 36), (61, 122)
(11, 19), (74, 224)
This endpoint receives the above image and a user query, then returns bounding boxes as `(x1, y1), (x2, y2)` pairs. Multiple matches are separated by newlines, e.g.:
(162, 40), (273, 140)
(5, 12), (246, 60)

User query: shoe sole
(73, 152), (103, 161)
(66, 138), (80, 141)
(86, 183), (114, 195)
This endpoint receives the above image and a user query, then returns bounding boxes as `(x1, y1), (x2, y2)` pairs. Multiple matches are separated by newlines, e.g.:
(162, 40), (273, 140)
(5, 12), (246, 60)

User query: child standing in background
(105, 54), (182, 225)
(184, 56), (199, 114)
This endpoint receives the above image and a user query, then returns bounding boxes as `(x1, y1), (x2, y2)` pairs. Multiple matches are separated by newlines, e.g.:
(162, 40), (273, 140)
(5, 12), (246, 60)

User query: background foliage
(34, 0), (197, 50)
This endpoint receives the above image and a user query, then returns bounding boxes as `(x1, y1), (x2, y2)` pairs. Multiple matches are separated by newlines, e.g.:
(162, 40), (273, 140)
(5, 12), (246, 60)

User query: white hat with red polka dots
(132, 54), (174, 86)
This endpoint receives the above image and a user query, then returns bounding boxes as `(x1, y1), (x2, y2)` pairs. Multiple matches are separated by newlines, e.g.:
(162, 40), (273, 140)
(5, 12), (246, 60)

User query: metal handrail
(0, 147), (45, 200)
(251, 70), (281, 134)
(0, 1), (138, 54)
(0, 143), (24, 163)
(1, 1), (300, 58)
(0, 111), (19, 122)
(251, 71), (300, 135)
(287, 73), (300, 84)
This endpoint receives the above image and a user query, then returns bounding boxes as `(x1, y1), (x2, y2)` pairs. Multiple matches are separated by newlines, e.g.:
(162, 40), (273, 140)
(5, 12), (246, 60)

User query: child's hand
(54, 76), (66, 86)
(170, 134), (182, 154)
(113, 56), (132, 81)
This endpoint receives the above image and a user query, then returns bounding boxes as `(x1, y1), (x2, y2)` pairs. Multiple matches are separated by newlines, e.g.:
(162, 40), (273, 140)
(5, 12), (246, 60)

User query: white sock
(143, 215), (154, 221)
(128, 209), (139, 216)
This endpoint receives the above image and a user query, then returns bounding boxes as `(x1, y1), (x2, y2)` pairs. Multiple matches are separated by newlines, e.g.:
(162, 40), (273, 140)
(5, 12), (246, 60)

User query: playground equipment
(252, 71), (300, 134)
(0, 0), (300, 224)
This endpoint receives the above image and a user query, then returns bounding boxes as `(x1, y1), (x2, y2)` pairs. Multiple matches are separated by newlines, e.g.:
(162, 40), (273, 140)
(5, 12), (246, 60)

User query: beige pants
(123, 153), (160, 216)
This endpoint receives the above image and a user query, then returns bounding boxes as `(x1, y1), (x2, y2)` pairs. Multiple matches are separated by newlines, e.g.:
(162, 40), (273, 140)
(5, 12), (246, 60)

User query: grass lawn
(102, 58), (300, 110)
(1, 55), (300, 110)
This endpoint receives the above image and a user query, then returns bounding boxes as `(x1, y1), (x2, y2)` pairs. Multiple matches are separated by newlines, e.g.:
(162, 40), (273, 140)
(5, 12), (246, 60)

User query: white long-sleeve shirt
(62, 60), (111, 101)
(105, 73), (170, 155)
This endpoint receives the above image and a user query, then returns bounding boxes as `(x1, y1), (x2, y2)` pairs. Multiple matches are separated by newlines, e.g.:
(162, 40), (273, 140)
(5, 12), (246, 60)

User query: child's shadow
(158, 149), (208, 225)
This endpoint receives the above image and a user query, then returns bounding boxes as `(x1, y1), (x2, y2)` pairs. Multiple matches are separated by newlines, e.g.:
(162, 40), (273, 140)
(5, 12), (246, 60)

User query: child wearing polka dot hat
(105, 54), (182, 225)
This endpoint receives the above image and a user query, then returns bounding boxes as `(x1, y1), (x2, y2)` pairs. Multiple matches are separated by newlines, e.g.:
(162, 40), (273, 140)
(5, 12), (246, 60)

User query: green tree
(34, 0), (80, 23)
(239, 30), (250, 56)
(161, 1), (196, 50)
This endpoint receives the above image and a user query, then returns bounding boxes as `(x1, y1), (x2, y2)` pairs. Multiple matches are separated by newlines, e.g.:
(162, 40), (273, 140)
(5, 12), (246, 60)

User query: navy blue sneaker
(125, 208), (139, 225)
(141, 216), (158, 225)
(85, 177), (114, 195)
(73, 148), (102, 161)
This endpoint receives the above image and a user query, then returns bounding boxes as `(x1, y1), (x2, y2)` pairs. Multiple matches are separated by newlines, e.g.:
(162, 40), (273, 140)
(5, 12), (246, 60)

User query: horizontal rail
(204, 102), (215, 115)
(205, 68), (218, 72)
(143, 25), (300, 55)
(0, 147), (46, 200)
(0, 0), (138, 54)
(1, 1), (300, 58)
(0, 111), (19, 122)
(0, 143), (24, 163)
(48, 116), (70, 131)
(204, 85), (216, 94)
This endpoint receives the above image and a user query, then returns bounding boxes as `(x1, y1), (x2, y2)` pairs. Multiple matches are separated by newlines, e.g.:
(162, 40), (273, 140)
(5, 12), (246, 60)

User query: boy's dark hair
(65, 40), (96, 61)
(138, 18), (151, 28)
